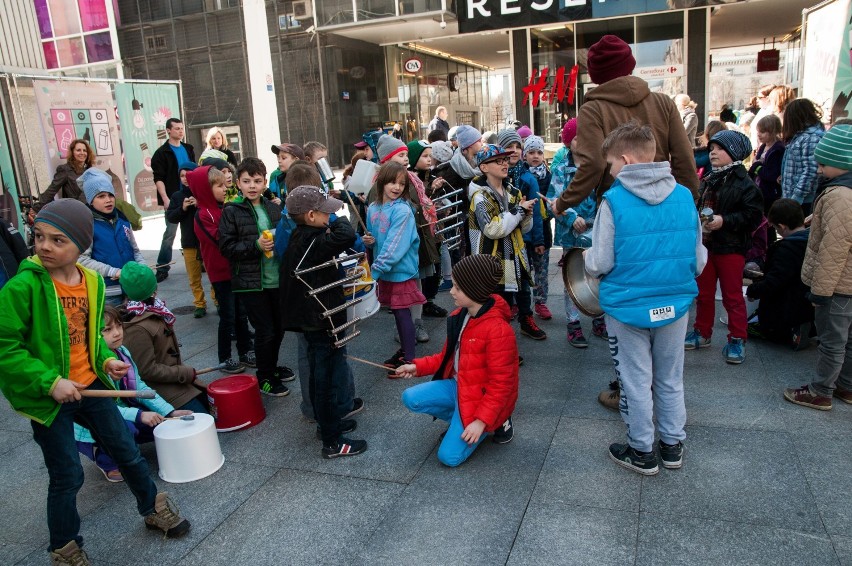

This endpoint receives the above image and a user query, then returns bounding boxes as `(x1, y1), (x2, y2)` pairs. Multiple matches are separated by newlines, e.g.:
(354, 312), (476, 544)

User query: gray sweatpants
(606, 314), (688, 453)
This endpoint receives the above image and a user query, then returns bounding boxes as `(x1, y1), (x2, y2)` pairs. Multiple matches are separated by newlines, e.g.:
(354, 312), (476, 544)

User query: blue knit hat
(79, 168), (115, 204)
(475, 144), (512, 167)
(179, 162), (199, 172)
(455, 125), (482, 151)
(814, 124), (852, 171)
(709, 130), (752, 162)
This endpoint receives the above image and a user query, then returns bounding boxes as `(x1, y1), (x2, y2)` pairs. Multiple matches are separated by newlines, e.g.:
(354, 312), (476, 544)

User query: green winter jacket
(0, 257), (117, 426)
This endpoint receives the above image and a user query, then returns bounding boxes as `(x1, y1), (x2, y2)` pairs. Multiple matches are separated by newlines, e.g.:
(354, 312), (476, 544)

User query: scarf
(408, 171), (437, 235)
(508, 162), (524, 190)
(115, 347), (138, 392)
(703, 161), (742, 186)
(528, 163), (548, 180)
(450, 148), (479, 181)
(125, 297), (176, 326)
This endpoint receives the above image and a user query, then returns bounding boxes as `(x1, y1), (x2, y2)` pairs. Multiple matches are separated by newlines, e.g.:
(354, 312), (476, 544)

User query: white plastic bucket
(349, 159), (378, 194)
(153, 413), (224, 483)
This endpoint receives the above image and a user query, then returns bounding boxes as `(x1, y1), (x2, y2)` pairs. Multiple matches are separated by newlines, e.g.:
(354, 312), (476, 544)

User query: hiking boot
(155, 271), (168, 283)
(144, 492), (191, 538)
(343, 397), (365, 419)
(684, 329), (711, 350)
(534, 303), (553, 320)
(438, 279), (453, 292)
(592, 316), (608, 339)
(608, 443), (659, 476)
(275, 365), (296, 383)
(659, 440), (684, 469)
(259, 378), (290, 397)
(193, 307), (206, 319)
(520, 314), (547, 340)
(50, 541), (90, 566)
(322, 437), (368, 459)
(423, 301), (448, 317)
(415, 323), (430, 343)
(510, 305), (519, 321)
(99, 467), (124, 483)
(316, 419), (357, 440)
(492, 417), (514, 444)
(567, 322), (588, 348)
(723, 338), (745, 364)
(220, 358), (246, 374)
(834, 387), (852, 405)
(784, 385), (831, 411)
(598, 380), (620, 411)
(239, 351), (257, 368)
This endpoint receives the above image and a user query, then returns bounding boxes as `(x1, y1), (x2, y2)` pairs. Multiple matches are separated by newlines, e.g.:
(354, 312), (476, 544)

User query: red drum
(206, 374), (266, 432)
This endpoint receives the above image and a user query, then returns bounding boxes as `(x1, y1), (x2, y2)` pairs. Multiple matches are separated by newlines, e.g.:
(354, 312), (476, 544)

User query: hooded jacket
(801, 173), (852, 301)
(413, 295), (518, 433)
(680, 106), (698, 147)
(0, 258), (117, 426)
(698, 165), (764, 255)
(187, 165), (231, 283)
(555, 76), (699, 212)
(219, 196), (282, 291)
(366, 198), (421, 283)
(165, 187), (201, 248)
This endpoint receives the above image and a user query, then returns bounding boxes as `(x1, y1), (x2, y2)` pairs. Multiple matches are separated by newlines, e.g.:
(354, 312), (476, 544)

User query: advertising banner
(32, 79), (126, 201)
(802, 0), (848, 120)
(114, 83), (181, 212)
(831, 1), (852, 121)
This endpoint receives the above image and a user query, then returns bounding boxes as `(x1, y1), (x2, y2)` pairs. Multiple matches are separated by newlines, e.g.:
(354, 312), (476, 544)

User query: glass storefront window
(85, 32), (114, 63)
(34, 0), (52, 39)
(56, 37), (86, 67)
(317, 1), (355, 26)
(531, 26), (577, 142)
(635, 11), (684, 97)
(399, 0), (441, 15)
(49, 0), (83, 36)
(79, 0), (109, 32)
(43, 41), (59, 68)
(356, 0), (396, 21)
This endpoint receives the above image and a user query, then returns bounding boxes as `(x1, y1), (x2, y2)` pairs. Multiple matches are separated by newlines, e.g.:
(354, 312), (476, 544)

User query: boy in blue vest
(585, 123), (707, 475)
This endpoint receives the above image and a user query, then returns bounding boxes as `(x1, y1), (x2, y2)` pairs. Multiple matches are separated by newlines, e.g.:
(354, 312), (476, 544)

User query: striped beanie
(497, 128), (522, 150)
(452, 254), (502, 303)
(709, 130), (752, 162)
(814, 124), (852, 171)
(407, 140), (430, 167)
(34, 199), (93, 253)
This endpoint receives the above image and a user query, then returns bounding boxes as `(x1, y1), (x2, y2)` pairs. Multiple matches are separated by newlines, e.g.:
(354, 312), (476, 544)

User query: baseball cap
(286, 185), (344, 214)
(353, 141), (369, 149)
(271, 143), (305, 160)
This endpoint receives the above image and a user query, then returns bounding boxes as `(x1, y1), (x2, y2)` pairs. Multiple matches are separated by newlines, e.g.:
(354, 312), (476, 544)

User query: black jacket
(279, 219), (357, 335)
(747, 229), (813, 334)
(219, 197), (282, 291)
(0, 219), (28, 287)
(165, 187), (200, 248)
(698, 165), (764, 255)
(151, 141), (195, 205)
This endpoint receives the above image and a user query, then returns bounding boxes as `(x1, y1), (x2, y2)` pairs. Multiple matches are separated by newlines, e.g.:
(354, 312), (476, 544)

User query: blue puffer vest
(92, 211), (136, 288)
(599, 181), (698, 328)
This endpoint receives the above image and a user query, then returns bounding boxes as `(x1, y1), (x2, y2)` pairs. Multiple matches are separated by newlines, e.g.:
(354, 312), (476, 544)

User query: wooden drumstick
(345, 355), (395, 371)
(80, 389), (156, 399)
(163, 415), (195, 421)
(150, 261), (176, 270)
(341, 189), (369, 235)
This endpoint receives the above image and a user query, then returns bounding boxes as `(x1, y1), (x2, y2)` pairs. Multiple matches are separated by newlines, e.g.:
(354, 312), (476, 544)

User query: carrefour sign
(459, 0), (746, 34)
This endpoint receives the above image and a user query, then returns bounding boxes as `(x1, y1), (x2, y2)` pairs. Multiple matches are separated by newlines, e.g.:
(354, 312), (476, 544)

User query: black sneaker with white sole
(220, 358), (246, 374)
(659, 440), (684, 469)
(239, 351), (257, 368)
(275, 365), (297, 383)
(343, 398), (365, 419)
(609, 443), (659, 475)
(316, 418), (357, 440)
(322, 437), (367, 459)
(259, 378), (290, 397)
(492, 417), (514, 444)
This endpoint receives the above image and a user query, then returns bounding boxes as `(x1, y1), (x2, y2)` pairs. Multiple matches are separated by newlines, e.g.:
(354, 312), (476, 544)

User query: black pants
(305, 330), (350, 446)
(240, 289), (284, 381)
(212, 280), (252, 363)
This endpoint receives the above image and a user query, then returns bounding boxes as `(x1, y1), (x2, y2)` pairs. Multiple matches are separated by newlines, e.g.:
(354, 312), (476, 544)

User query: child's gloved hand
(105, 359), (131, 379)
(461, 419), (486, 445)
(395, 364), (417, 378)
(51, 378), (83, 403)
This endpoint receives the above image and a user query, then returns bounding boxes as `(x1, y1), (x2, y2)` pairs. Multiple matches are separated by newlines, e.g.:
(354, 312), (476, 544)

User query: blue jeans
(305, 331), (351, 445)
(31, 382), (158, 550)
(211, 281), (252, 363)
(77, 420), (157, 472)
(298, 334), (354, 420)
(156, 217), (179, 274)
(401, 379), (487, 467)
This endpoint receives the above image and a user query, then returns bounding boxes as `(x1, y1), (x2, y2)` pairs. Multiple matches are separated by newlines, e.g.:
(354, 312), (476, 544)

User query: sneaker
(239, 351), (257, 368)
(510, 305), (519, 321)
(322, 437), (368, 459)
(659, 440), (684, 469)
(438, 279), (453, 292)
(383, 349), (405, 368)
(275, 365), (296, 383)
(316, 418), (357, 440)
(259, 378), (290, 397)
(415, 323), (430, 343)
(520, 314), (547, 340)
(155, 271), (168, 283)
(598, 380), (620, 411)
(567, 322), (588, 348)
(592, 316), (608, 339)
(492, 417), (514, 444)
(193, 307), (206, 319)
(423, 301), (448, 317)
(722, 337), (745, 364)
(220, 358), (246, 374)
(834, 387), (852, 405)
(99, 467), (124, 483)
(684, 329), (711, 350)
(343, 397), (365, 419)
(784, 385), (832, 411)
(144, 492), (191, 538)
(534, 303), (553, 320)
(49, 541), (90, 566)
(608, 443), (659, 476)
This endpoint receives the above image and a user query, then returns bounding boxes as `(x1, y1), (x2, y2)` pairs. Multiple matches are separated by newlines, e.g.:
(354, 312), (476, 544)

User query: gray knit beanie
(377, 134), (408, 163)
(34, 199), (94, 252)
(497, 129), (522, 150)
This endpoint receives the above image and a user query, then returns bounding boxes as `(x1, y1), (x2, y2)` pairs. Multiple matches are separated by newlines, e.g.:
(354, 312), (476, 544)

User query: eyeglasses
(486, 157), (509, 165)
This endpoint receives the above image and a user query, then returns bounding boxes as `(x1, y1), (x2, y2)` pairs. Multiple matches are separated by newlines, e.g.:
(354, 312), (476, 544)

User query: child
(219, 157), (294, 396)
(304, 141), (335, 192)
(279, 185), (367, 458)
(396, 254), (519, 466)
(0, 199), (189, 564)
(522, 135), (555, 322)
(783, 124), (852, 411)
(187, 165), (253, 374)
(78, 168), (144, 306)
(268, 143), (305, 203)
(585, 123), (706, 475)
(120, 261), (209, 413)
(75, 305), (191, 482)
(686, 130), (763, 364)
(366, 161), (426, 370)
(746, 198), (813, 348)
(496, 129), (546, 340)
(165, 162), (215, 318)
(749, 114), (785, 217)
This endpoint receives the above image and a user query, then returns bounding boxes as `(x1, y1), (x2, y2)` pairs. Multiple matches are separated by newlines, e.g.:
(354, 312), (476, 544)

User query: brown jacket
(555, 76), (699, 211)
(122, 311), (201, 409)
(34, 164), (87, 211)
(801, 184), (852, 298)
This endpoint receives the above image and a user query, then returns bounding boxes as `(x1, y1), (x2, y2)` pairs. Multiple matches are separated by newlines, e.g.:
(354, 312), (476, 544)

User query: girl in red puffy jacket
(396, 255), (519, 467)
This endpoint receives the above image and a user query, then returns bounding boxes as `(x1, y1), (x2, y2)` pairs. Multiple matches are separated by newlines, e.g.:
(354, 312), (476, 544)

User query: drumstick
(341, 189), (369, 235)
(80, 389), (156, 399)
(163, 415), (195, 421)
(150, 261), (176, 269)
(195, 363), (225, 376)
(345, 355), (395, 370)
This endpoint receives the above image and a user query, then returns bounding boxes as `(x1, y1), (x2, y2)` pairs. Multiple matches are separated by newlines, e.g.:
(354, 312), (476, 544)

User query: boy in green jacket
(0, 199), (190, 565)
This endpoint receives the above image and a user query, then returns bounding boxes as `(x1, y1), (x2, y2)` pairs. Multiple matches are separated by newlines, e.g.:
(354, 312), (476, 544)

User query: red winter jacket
(414, 295), (519, 432)
(187, 166), (231, 284)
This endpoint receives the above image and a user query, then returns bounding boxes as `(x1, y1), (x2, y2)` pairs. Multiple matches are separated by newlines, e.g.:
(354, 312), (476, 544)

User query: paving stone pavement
(1, 217), (849, 565)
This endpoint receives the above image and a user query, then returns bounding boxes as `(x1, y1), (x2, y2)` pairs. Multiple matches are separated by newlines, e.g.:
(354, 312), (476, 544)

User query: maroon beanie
(561, 118), (578, 147)
(587, 35), (636, 85)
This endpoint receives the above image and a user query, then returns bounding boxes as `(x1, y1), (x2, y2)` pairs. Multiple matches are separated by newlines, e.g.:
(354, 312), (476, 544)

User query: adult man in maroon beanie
(551, 35), (698, 215)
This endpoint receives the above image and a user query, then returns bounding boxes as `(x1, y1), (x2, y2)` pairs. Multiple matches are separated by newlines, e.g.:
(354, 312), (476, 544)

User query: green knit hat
(120, 261), (157, 301)
(814, 124), (852, 171)
(406, 140), (430, 167)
